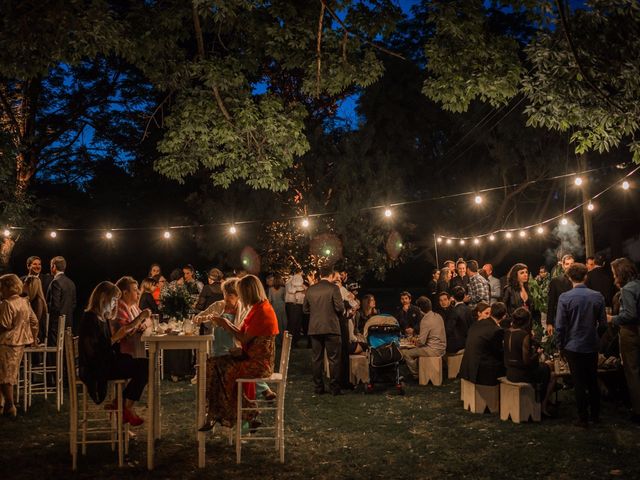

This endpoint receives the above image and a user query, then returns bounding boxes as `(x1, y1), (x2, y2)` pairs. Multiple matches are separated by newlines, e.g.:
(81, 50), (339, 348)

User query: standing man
(467, 260), (491, 309)
(446, 286), (474, 353)
(547, 254), (574, 335)
(47, 255), (77, 338)
(585, 254), (615, 307)
(555, 263), (606, 428)
(22, 255), (53, 296)
(285, 267), (306, 348)
(395, 292), (422, 336)
(426, 268), (440, 308)
(483, 263), (502, 305)
(303, 266), (345, 395)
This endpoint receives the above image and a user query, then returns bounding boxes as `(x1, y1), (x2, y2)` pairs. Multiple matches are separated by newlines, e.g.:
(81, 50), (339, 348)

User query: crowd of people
(0, 251), (638, 433)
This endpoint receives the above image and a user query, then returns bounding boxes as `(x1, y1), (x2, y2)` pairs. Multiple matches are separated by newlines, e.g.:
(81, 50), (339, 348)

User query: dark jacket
(446, 302), (473, 353)
(460, 318), (505, 386)
(196, 282), (224, 311)
(547, 275), (572, 326)
(303, 280), (345, 335)
(502, 285), (532, 316)
(450, 275), (469, 293)
(139, 292), (159, 315)
(585, 266), (616, 307)
(395, 304), (423, 334)
(79, 311), (119, 404)
(47, 273), (77, 330)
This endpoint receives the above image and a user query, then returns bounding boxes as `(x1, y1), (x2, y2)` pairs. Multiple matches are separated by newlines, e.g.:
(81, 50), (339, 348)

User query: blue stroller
(363, 315), (404, 395)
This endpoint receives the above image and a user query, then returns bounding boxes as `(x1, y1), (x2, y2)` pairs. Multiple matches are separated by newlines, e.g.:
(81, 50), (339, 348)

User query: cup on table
(151, 314), (160, 334)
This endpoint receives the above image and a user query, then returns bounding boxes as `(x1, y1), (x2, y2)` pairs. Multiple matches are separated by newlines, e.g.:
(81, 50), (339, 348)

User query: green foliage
(160, 283), (193, 320)
(528, 276), (549, 314)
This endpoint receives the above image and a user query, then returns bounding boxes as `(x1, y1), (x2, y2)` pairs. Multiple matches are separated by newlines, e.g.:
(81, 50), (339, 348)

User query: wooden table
(144, 333), (212, 470)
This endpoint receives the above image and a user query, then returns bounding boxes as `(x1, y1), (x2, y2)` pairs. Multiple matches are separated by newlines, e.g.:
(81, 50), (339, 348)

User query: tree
(421, 0), (640, 163)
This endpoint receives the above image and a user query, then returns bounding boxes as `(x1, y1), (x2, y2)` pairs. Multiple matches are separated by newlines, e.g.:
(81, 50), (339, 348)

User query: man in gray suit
(303, 265), (345, 395)
(47, 255), (77, 340)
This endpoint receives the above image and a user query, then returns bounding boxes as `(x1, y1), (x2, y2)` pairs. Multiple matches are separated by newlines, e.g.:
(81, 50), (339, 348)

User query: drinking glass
(151, 314), (160, 334)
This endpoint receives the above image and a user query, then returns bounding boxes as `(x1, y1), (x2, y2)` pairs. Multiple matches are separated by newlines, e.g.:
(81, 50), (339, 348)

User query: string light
(460, 239), (465, 245)
(536, 226), (545, 234)
(473, 238), (480, 245)
(2, 229), (10, 238)
(384, 208), (393, 218)
(560, 217), (568, 225)
(163, 231), (171, 239)
(574, 177), (583, 186)
(437, 236), (443, 243)
(505, 232), (513, 239)
(474, 195), (483, 205)
(105, 231), (113, 239)
(622, 180), (630, 190)
(519, 230), (526, 238)
(587, 202), (594, 211)
(446, 238), (452, 245)
(229, 225), (237, 235)
(489, 234), (495, 241)
(324, 248), (332, 255)
(49, 231), (57, 238)
(301, 218), (310, 228)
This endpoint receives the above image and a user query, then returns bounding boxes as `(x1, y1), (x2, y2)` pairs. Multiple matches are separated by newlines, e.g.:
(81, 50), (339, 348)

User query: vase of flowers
(160, 283), (192, 320)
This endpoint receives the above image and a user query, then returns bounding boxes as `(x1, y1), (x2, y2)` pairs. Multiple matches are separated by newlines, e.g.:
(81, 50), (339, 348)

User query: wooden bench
(349, 354), (370, 384)
(461, 378), (499, 414)
(447, 350), (464, 379)
(418, 356), (443, 386)
(498, 377), (541, 423)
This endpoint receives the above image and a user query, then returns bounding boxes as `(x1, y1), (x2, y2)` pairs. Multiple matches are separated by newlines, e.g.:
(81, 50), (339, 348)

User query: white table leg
(147, 343), (156, 470)
(197, 347), (207, 468)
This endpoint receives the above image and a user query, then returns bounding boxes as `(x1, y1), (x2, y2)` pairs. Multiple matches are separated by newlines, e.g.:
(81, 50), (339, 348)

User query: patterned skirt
(0, 344), (25, 385)
(206, 336), (275, 425)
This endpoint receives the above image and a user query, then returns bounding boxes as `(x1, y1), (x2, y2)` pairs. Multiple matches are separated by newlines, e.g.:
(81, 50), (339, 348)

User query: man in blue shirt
(556, 262), (606, 427)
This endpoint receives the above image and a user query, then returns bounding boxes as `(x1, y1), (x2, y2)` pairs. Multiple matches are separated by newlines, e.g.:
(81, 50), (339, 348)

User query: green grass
(2, 349), (640, 479)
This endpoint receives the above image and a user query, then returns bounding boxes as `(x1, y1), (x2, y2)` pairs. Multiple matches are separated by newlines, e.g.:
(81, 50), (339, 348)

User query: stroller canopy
(363, 314), (400, 340)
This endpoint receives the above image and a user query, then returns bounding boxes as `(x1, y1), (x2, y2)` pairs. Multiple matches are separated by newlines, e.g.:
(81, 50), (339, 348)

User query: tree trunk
(0, 237), (16, 274)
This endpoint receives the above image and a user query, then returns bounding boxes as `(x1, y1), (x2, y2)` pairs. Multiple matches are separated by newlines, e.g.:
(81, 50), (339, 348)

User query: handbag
(370, 341), (402, 367)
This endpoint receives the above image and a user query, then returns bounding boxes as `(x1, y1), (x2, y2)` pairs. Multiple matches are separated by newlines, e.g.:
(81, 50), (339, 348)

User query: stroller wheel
(396, 384), (405, 395)
(365, 383), (375, 394)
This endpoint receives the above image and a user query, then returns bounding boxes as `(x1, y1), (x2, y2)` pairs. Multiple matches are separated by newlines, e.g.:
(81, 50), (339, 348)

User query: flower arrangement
(160, 283), (192, 320)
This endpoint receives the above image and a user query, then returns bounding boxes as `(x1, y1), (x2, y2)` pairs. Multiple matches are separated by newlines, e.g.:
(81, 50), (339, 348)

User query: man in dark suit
(460, 302), (506, 386)
(547, 254), (574, 335)
(585, 254), (615, 307)
(446, 286), (474, 353)
(47, 255), (77, 341)
(303, 265), (345, 395)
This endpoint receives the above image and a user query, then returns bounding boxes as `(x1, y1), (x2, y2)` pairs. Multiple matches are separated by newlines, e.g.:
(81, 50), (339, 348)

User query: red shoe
(104, 399), (118, 411)
(123, 407), (144, 427)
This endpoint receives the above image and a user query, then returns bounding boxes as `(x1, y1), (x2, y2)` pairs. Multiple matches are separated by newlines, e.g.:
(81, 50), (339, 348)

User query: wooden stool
(418, 356), (443, 386)
(499, 377), (541, 423)
(461, 378), (499, 414)
(349, 355), (370, 384)
(447, 350), (464, 379)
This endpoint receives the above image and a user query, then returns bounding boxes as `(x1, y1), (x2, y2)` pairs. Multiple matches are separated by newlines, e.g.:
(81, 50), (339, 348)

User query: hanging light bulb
(437, 236), (443, 244)
(2, 229), (10, 238)
(574, 177), (583, 186)
(163, 231), (171, 239)
(446, 238), (452, 245)
(473, 238), (480, 245)
(560, 217), (568, 226)
(587, 202), (594, 211)
(536, 226), (545, 234)
(49, 231), (57, 238)
(384, 208), (393, 218)
(229, 225), (237, 234)
(460, 239), (465, 245)
(505, 232), (513, 239)
(489, 234), (496, 241)
(474, 195), (483, 205)
(301, 218), (310, 228)
(105, 231), (113, 239)
(622, 180), (630, 190)
(519, 230), (526, 238)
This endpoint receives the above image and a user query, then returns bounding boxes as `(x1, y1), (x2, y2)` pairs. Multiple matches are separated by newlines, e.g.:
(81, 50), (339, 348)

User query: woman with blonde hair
(206, 274), (279, 427)
(23, 276), (48, 344)
(78, 281), (148, 426)
(0, 274), (38, 416)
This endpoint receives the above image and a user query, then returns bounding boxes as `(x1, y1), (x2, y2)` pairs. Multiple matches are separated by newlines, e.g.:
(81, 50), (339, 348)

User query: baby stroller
(363, 315), (404, 395)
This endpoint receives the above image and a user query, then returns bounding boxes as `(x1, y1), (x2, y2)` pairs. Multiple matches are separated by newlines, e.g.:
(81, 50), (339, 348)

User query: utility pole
(578, 154), (595, 258)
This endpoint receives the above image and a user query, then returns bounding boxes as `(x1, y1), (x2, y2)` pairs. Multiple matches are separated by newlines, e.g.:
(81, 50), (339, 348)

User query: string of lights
(1, 164), (637, 241)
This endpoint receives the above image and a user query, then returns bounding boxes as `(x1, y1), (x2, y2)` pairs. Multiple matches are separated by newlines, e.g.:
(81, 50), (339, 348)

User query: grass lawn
(2, 348), (640, 479)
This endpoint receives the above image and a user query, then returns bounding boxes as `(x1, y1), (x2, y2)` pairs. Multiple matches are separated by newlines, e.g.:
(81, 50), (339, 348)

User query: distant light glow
(446, 238), (452, 245)
(460, 239), (465, 245)
(560, 217), (568, 225)
(436, 236), (442, 244)
(489, 234), (495, 241)
(229, 225), (237, 234)
(473, 238), (480, 245)
(324, 248), (331, 255)
(574, 177), (583, 186)
(105, 231), (113, 239)
(384, 208), (392, 218)
(622, 180), (630, 190)
(587, 202), (594, 211)
(301, 218), (310, 228)
(163, 231), (171, 239)
(2, 229), (10, 237)
(519, 230), (526, 238)
(50, 231), (57, 238)
(505, 232), (513, 239)
(537, 226), (544, 234)
(474, 195), (482, 205)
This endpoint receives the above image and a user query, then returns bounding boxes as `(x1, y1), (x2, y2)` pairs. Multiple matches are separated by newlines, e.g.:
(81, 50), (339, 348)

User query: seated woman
(504, 307), (556, 416)
(23, 276), (48, 344)
(401, 296), (446, 379)
(78, 281), (149, 426)
(138, 277), (160, 315)
(0, 274), (38, 417)
(204, 275), (279, 428)
(354, 294), (378, 334)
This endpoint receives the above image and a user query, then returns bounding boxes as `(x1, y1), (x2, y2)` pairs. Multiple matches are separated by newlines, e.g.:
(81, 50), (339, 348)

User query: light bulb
(519, 230), (526, 238)
(2, 229), (10, 237)
(301, 218), (310, 228)
(505, 232), (513, 239)
(324, 248), (331, 255)
(560, 217), (568, 225)
(587, 202), (594, 211)
(574, 177), (583, 186)
(489, 234), (495, 241)
(460, 239), (465, 245)
(163, 231), (171, 239)
(436, 236), (443, 244)
(50, 231), (57, 238)
(105, 231), (113, 239)
(474, 195), (482, 205)
(384, 208), (392, 218)
(473, 238), (480, 245)
(446, 238), (452, 245)
(537, 226), (544, 234)
(229, 225), (237, 234)
(622, 180), (630, 190)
